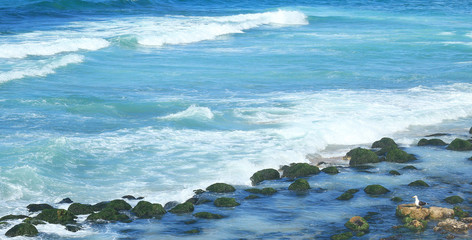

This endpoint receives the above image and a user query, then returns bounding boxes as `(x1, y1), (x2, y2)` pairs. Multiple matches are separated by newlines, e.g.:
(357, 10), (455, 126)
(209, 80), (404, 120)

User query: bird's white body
(412, 195), (427, 208)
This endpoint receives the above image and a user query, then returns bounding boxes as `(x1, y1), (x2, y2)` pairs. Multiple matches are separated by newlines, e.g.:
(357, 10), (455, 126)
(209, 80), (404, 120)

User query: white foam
(159, 105), (214, 120)
(0, 54), (84, 84)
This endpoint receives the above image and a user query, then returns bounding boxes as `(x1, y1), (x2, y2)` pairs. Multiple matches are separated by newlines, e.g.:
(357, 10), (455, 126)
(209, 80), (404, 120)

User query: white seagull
(412, 195), (427, 208)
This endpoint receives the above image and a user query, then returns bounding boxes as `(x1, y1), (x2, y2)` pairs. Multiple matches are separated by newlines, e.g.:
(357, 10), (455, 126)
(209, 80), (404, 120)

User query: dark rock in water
(87, 208), (130, 222)
(396, 204), (454, 220)
(27, 203), (53, 212)
(250, 168), (280, 185)
(107, 199), (132, 211)
(169, 202), (194, 214)
(0, 214), (28, 221)
(364, 184), (390, 195)
(195, 198), (212, 205)
(244, 187), (277, 195)
(206, 183), (236, 193)
(282, 163), (320, 178)
(389, 170), (401, 176)
(92, 201), (109, 212)
(336, 192), (354, 201)
(185, 198), (199, 205)
(470, 127), (472, 134)
(245, 195), (260, 200)
(322, 166), (340, 174)
(65, 224), (81, 232)
(346, 148), (380, 166)
(122, 195), (137, 200)
(193, 212), (224, 219)
(345, 216), (369, 232)
(132, 201), (166, 218)
(35, 209), (77, 225)
(434, 218), (468, 233)
(385, 148), (416, 163)
(22, 218), (46, 225)
(408, 180), (429, 187)
(444, 196), (464, 204)
(214, 197), (240, 207)
(417, 138), (447, 146)
(426, 133), (449, 137)
(404, 217), (427, 232)
(193, 189), (205, 195)
(288, 179), (310, 191)
(402, 165), (417, 170)
(346, 189), (359, 194)
(380, 234), (402, 240)
(164, 201), (180, 211)
(5, 223), (38, 237)
(184, 228), (200, 234)
(68, 203), (94, 215)
(372, 137), (397, 149)
(391, 197), (403, 202)
(184, 219), (197, 225)
(375, 145), (397, 156)
(330, 231), (353, 240)
(446, 138), (472, 151)
(453, 206), (470, 219)
(58, 198), (73, 204)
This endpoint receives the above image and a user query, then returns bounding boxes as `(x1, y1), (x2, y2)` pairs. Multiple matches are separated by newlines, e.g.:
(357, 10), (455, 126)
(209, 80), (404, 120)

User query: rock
(245, 195), (260, 200)
(446, 138), (472, 151)
(426, 133), (449, 137)
(185, 198), (199, 205)
(92, 201), (109, 212)
(86, 208), (130, 222)
(169, 202), (194, 214)
(250, 168), (280, 185)
(345, 216), (369, 232)
(391, 197), (403, 202)
(35, 209), (77, 225)
(193, 189), (205, 195)
(206, 183), (236, 193)
(396, 204), (429, 220)
(281, 163), (320, 178)
(68, 203), (94, 215)
(193, 212), (224, 219)
(346, 189), (359, 194)
(372, 137), (397, 149)
(364, 184), (390, 195)
(417, 138), (447, 146)
(330, 231), (353, 240)
(65, 224), (81, 232)
(22, 218), (46, 225)
(184, 229), (200, 234)
(385, 148), (416, 163)
(444, 196), (464, 204)
(132, 201), (166, 218)
(27, 203), (53, 212)
(346, 148), (380, 166)
(122, 195), (138, 200)
(5, 223), (38, 237)
(429, 207), (454, 220)
(389, 170), (401, 176)
(164, 201), (180, 211)
(288, 179), (310, 191)
(245, 187), (277, 195)
(58, 198), (73, 204)
(336, 192), (354, 201)
(322, 166), (340, 174)
(434, 218), (469, 233)
(404, 218), (427, 232)
(0, 215), (28, 221)
(453, 206), (470, 219)
(214, 197), (240, 207)
(402, 165), (417, 170)
(461, 217), (472, 223)
(408, 180), (429, 187)
(107, 199), (132, 211)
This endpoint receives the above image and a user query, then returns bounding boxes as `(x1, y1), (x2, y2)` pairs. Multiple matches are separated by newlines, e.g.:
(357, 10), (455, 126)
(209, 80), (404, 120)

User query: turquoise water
(1, 0), (472, 239)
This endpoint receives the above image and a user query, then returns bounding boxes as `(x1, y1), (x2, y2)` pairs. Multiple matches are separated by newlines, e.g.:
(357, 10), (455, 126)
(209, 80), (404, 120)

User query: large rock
(346, 148), (380, 166)
(169, 202), (194, 214)
(281, 163), (320, 178)
(68, 203), (94, 215)
(385, 148), (416, 163)
(86, 208), (130, 222)
(288, 179), (310, 191)
(206, 183), (236, 193)
(0, 215), (28, 221)
(5, 223), (38, 237)
(27, 203), (53, 212)
(453, 206), (470, 219)
(429, 207), (454, 220)
(344, 216), (369, 232)
(132, 201), (166, 218)
(35, 209), (77, 225)
(214, 197), (240, 207)
(250, 169), (280, 185)
(434, 218), (469, 233)
(417, 138), (447, 146)
(372, 137), (397, 149)
(364, 184), (390, 195)
(396, 204), (454, 220)
(446, 138), (472, 151)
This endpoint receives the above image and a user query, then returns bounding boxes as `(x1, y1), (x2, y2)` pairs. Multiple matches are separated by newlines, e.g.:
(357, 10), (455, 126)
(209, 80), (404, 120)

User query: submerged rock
(364, 184), (390, 195)
(193, 212), (224, 219)
(446, 138), (472, 151)
(372, 137), (397, 149)
(288, 179), (311, 191)
(385, 148), (416, 163)
(336, 192), (354, 201)
(92, 201), (109, 212)
(391, 197), (403, 202)
(322, 166), (340, 174)
(389, 170), (401, 176)
(169, 202), (194, 214)
(250, 168), (280, 185)
(184, 228), (200, 234)
(402, 165), (417, 170)
(330, 231), (353, 240)
(408, 180), (429, 187)
(132, 201), (166, 218)
(35, 209), (77, 225)
(281, 163), (320, 178)
(22, 218), (46, 225)
(27, 203), (53, 212)
(417, 138), (447, 146)
(5, 223), (38, 237)
(444, 196), (464, 204)
(344, 216), (369, 232)
(244, 195), (260, 200)
(206, 183), (236, 193)
(434, 218), (469, 233)
(86, 208), (130, 222)
(346, 148), (380, 166)
(68, 203), (94, 215)
(245, 187), (277, 195)
(214, 197), (240, 207)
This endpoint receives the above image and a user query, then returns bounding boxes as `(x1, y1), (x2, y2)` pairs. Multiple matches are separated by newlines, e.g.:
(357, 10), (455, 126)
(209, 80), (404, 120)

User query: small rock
(453, 206), (470, 219)
(389, 170), (401, 176)
(86, 208), (130, 222)
(322, 166), (340, 174)
(0, 215), (28, 221)
(245, 195), (260, 200)
(68, 203), (94, 215)
(345, 216), (369, 234)
(444, 196), (464, 204)
(288, 179), (311, 191)
(372, 137), (397, 149)
(434, 218), (469, 233)
(214, 197), (240, 207)
(391, 197), (403, 202)
(193, 212), (224, 219)
(5, 223), (38, 237)
(27, 203), (53, 212)
(417, 138), (447, 146)
(184, 228), (200, 234)
(346, 148), (380, 166)
(35, 209), (77, 225)
(364, 184), (390, 195)
(429, 206), (454, 220)
(402, 165), (417, 170)
(65, 224), (81, 232)
(193, 189), (205, 195)
(408, 180), (429, 187)
(122, 195), (137, 200)
(330, 231), (353, 240)
(206, 183), (236, 193)
(107, 199), (131, 211)
(404, 218), (427, 232)
(250, 168), (280, 185)
(132, 201), (166, 218)
(58, 198), (73, 204)
(385, 148), (416, 163)
(446, 138), (472, 151)
(336, 192), (354, 201)
(169, 202), (194, 214)
(282, 163), (320, 178)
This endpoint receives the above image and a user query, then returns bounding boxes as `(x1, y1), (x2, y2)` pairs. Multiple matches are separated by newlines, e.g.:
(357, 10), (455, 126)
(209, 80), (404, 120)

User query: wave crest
(159, 105), (215, 121)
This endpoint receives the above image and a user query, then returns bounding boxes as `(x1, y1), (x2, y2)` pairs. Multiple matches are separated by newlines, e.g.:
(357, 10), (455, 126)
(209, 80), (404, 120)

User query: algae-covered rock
(169, 202), (194, 214)
(282, 163), (320, 178)
(396, 204), (429, 220)
(35, 209), (76, 225)
(389, 170), (401, 176)
(58, 198), (73, 204)
(446, 138), (472, 151)
(68, 203), (94, 215)
(470, 127), (472, 134)
(391, 197), (403, 202)
(107, 199), (132, 211)
(346, 148), (380, 166)
(245, 188), (277, 195)
(346, 189), (359, 194)
(434, 218), (468, 233)
(372, 137), (397, 149)
(337, 192), (354, 201)
(27, 203), (53, 212)
(250, 168), (280, 185)
(345, 216), (369, 232)
(404, 217), (427, 232)
(288, 179), (310, 191)
(453, 206), (470, 219)
(0, 215), (28, 221)
(214, 197), (240, 207)
(86, 208), (129, 222)
(5, 223), (38, 237)
(402, 165), (417, 170)
(385, 148), (416, 163)
(417, 138), (447, 146)
(330, 231), (353, 240)
(408, 180), (429, 187)
(22, 218), (45, 225)
(92, 201), (109, 212)
(444, 196), (464, 204)
(206, 183), (236, 193)
(245, 195), (260, 200)
(132, 201), (166, 218)
(65, 224), (81, 232)
(364, 185), (390, 195)
(322, 166), (340, 174)
(193, 212), (224, 219)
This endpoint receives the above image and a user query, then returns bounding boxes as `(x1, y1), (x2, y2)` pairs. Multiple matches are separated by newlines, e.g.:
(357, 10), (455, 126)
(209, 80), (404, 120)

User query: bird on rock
(412, 195), (427, 209)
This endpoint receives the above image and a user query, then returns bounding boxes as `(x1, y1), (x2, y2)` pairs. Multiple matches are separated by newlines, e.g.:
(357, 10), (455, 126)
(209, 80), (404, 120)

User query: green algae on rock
(330, 231), (353, 240)
(385, 148), (416, 163)
(86, 208), (130, 222)
(453, 206), (470, 219)
(281, 163), (320, 178)
(372, 137), (397, 149)
(288, 178), (310, 191)
(169, 202), (195, 214)
(132, 201), (166, 218)
(322, 166), (340, 174)
(27, 203), (53, 212)
(346, 148), (380, 166)
(0, 215), (28, 221)
(35, 209), (77, 225)
(417, 138), (447, 146)
(444, 196), (464, 204)
(206, 183), (236, 193)
(408, 180), (429, 187)
(446, 138), (472, 151)
(389, 170), (401, 176)
(250, 168), (280, 185)
(68, 203), (94, 215)
(245, 187), (277, 195)
(5, 223), (38, 237)
(107, 199), (132, 211)
(214, 197), (240, 207)
(364, 185), (390, 195)
(193, 212), (224, 219)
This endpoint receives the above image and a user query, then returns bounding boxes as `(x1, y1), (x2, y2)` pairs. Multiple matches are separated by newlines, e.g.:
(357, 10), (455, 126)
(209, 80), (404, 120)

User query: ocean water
(1, 0), (472, 239)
